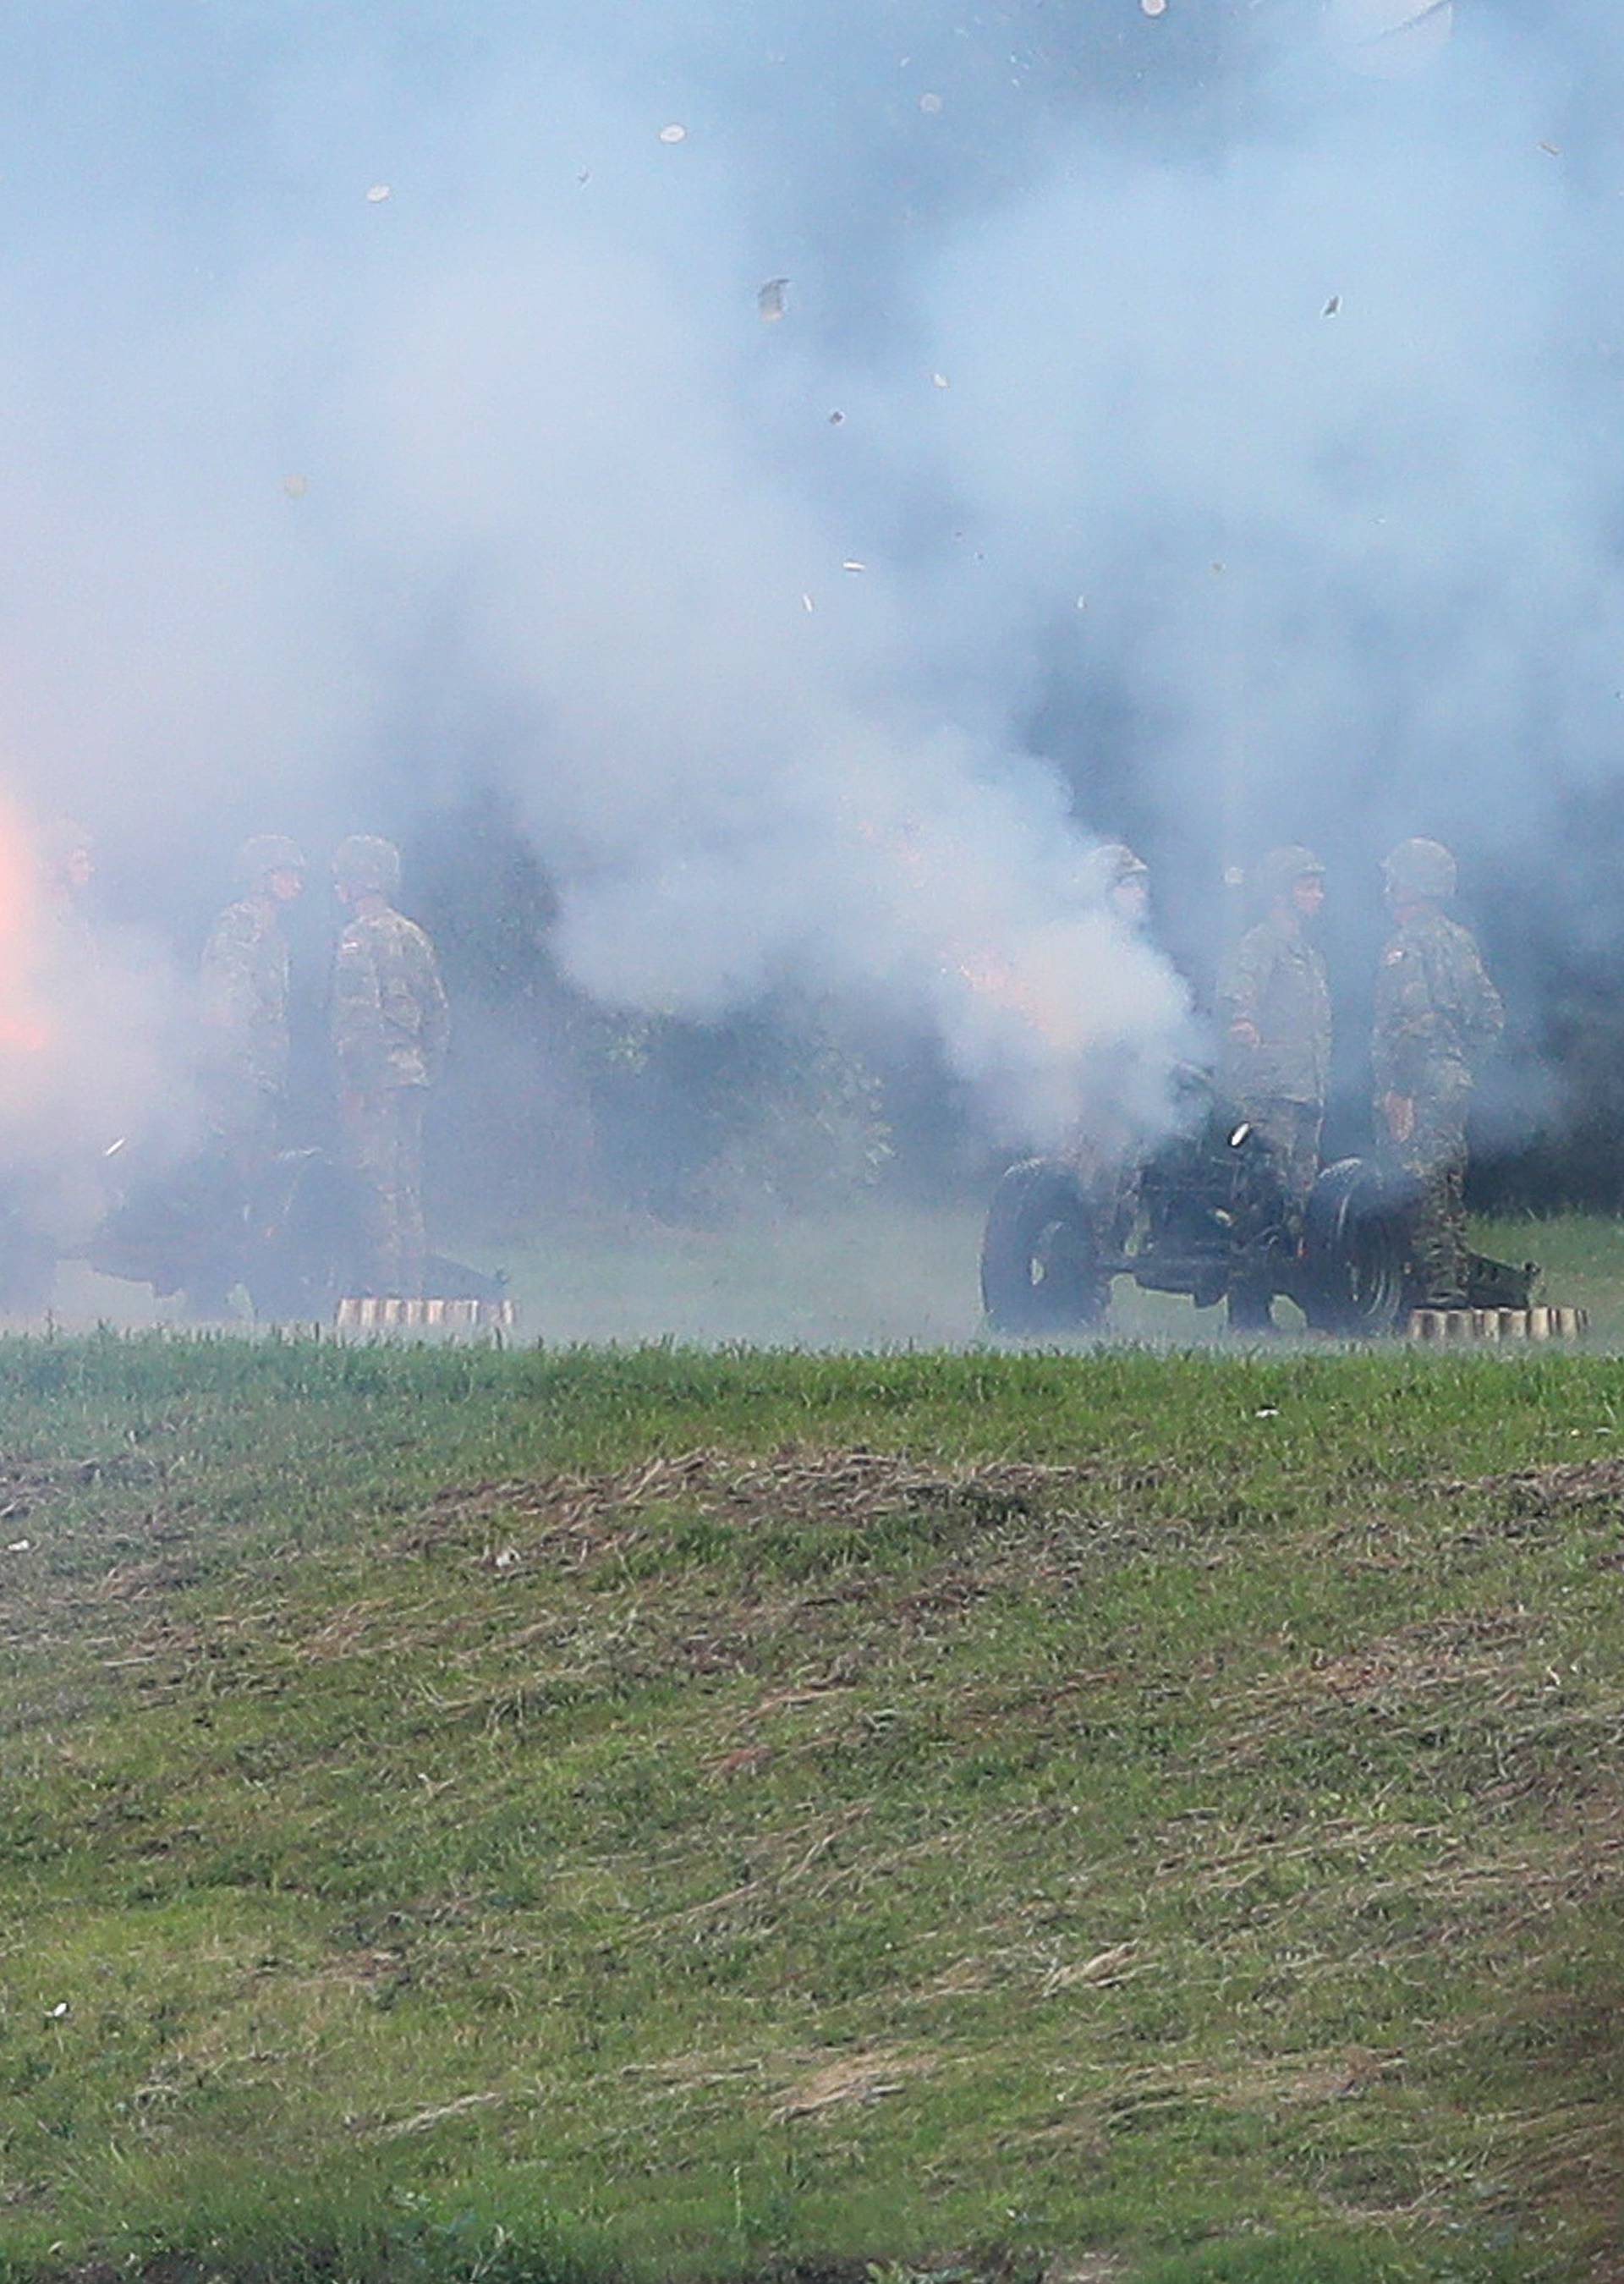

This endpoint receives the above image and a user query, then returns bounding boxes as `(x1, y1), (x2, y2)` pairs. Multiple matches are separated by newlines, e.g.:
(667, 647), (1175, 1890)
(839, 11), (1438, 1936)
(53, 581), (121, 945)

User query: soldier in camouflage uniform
(1372, 838), (1503, 1309)
(1217, 845), (1331, 1206)
(330, 835), (449, 1298)
(199, 835), (306, 1165)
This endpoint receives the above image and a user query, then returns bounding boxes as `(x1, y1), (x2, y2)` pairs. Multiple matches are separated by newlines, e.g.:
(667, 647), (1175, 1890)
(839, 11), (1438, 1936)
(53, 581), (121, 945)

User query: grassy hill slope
(0, 1337), (1621, 2284)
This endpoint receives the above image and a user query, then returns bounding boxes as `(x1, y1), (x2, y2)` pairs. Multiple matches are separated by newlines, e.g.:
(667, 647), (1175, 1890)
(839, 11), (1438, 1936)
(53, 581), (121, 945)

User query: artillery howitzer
(980, 1072), (1538, 1338)
(85, 1141), (367, 1319)
(0, 1137), (509, 1324)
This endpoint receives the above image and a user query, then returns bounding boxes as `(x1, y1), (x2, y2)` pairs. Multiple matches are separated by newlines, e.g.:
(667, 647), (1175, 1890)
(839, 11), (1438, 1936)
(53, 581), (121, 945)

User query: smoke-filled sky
(0, 0), (1618, 1144)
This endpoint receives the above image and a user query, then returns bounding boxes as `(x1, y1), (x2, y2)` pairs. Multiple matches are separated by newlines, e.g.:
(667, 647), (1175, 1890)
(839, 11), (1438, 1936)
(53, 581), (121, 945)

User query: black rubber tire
(980, 1160), (1110, 1334)
(1298, 1158), (1411, 1336)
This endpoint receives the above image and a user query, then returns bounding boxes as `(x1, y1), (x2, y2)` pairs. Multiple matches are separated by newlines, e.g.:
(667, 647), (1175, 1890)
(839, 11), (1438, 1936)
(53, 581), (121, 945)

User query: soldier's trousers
(341, 1086), (427, 1298)
(1387, 1087), (1470, 1308)
(1241, 1097), (1322, 1208)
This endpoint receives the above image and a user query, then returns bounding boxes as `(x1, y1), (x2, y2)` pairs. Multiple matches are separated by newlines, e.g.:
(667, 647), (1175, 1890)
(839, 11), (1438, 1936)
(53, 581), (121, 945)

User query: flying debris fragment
(758, 277), (789, 322)
(1142, 0), (1167, 15)
(577, 167), (591, 185)
(802, 594), (815, 612)
(932, 371), (950, 388)
(659, 124), (687, 144)
(919, 91), (943, 115)
(842, 560), (867, 573)
(1539, 141), (1562, 158)
(1323, 294), (1341, 316)
(281, 474), (309, 499)
(827, 409), (845, 425)
(1327, 0), (1453, 77)
(365, 183), (392, 203)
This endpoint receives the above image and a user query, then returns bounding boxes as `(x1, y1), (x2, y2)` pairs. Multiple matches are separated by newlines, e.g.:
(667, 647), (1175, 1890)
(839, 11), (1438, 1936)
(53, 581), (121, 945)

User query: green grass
(486, 1207), (1624, 1348)
(0, 1334), (1621, 2284)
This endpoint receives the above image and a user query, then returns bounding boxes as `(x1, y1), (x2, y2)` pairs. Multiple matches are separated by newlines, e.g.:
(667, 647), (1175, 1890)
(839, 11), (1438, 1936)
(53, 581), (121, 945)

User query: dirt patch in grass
(1440, 1455), (1624, 1507)
(359, 1447), (1188, 1702)
(1225, 1611), (1543, 1739)
(0, 1448), (160, 1508)
(0, 1458), (69, 1529)
(1297, 1609), (1539, 1702)
(387, 1448), (1184, 1595)
(399, 1446), (1115, 1559)
(767, 2042), (939, 2122)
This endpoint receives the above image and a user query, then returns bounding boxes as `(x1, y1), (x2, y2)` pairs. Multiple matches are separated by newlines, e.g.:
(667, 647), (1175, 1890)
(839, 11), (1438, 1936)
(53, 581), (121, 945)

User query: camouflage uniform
(1217, 907), (1331, 1206)
(199, 897), (292, 1161)
(1372, 897), (1503, 1308)
(331, 893), (449, 1297)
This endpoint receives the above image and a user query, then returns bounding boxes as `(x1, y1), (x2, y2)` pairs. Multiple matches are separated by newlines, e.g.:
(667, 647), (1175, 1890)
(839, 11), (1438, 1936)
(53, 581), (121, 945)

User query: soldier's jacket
(200, 897), (290, 1095)
(1216, 912), (1331, 1107)
(1372, 907), (1503, 1099)
(332, 906), (450, 1093)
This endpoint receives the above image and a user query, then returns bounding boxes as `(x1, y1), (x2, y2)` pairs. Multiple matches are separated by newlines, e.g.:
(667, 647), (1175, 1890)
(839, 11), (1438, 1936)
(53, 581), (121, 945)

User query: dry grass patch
(768, 2044), (940, 2123)
(1287, 1609), (1539, 1705)
(396, 1446), (1135, 1565)
(1439, 1455), (1624, 1506)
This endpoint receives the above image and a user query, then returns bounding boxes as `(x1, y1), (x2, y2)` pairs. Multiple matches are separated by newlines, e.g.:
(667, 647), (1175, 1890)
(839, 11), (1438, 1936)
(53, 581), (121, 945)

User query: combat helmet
(332, 834), (402, 897)
(1382, 837), (1456, 903)
(236, 834), (307, 887)
(1254, 843), (1325, 904)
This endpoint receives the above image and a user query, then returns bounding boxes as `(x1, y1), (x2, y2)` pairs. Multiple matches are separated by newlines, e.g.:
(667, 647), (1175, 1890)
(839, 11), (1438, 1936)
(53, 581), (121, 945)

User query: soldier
(1217, 844), (1331, 1206)
(1372, 837), (1504, 1309)
(330, 834), (449, 1298)
(199, 836), (306, 1164)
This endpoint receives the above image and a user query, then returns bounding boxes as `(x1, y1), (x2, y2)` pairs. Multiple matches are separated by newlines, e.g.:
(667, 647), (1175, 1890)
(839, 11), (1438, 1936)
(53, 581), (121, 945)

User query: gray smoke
(0, 1), (1614, 1166)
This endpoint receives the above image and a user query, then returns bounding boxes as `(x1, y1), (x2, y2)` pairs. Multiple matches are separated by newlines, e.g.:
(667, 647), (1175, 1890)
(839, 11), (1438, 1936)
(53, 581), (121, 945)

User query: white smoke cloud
(883, 4), (1624, 892)
(0, 0), (1616, 1176)
(306, 56), (1193, 1145)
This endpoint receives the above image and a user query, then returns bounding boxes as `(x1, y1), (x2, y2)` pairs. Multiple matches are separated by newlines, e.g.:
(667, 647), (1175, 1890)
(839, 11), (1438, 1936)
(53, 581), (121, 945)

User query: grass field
(48, 1204), (1624, 1349)
(2, 1332), (1622, 2284)
(484, 1208), (1624, 1350)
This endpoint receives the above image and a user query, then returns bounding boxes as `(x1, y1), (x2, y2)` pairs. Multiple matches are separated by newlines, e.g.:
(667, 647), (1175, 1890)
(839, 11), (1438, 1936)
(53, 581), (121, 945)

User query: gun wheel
(1299, 1159), (1411, 1336)
(980, 1160), (1110, 1334)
